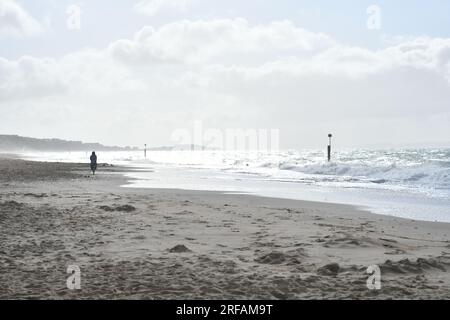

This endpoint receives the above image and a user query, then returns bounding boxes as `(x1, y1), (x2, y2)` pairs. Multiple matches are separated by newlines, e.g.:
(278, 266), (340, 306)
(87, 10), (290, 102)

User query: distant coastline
(0, 134), (211, 152)
(0, 134), (137, 152)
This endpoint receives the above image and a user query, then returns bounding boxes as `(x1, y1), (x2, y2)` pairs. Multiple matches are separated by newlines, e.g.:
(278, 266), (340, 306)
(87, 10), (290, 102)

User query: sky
(1, 0), (450, 149)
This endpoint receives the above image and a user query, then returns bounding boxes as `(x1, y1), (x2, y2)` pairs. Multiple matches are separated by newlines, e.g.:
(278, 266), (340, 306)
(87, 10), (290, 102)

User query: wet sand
(0, 157), (449, 299)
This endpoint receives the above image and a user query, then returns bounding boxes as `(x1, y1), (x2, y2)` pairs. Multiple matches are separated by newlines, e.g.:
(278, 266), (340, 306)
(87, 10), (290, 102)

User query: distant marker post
(327, 134), (332, 162)
(144, 144), (147, 158)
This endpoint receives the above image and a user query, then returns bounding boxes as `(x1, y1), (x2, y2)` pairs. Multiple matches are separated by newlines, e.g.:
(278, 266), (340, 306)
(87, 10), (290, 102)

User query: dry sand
(0, 157), (449, 299)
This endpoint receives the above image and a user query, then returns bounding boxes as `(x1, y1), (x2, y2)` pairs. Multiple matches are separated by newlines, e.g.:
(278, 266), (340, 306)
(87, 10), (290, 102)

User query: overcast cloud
(0, 0), (44, 36)
(0, 1), (449, 148)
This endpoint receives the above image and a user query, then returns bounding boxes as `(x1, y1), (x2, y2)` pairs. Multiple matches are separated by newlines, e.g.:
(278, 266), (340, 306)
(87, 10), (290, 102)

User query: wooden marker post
(327, 134), (332, 162)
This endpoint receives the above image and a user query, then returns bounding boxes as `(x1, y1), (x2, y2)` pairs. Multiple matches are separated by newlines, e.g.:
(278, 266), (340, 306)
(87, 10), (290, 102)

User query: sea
(18, 148), (450, 223)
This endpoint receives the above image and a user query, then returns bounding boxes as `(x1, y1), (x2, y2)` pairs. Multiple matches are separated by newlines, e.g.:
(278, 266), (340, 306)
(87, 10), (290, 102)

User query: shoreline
(7, 151), (450, 223)
(5, 152), (445, 224)
(121, 160), (450, 224)
(0, 157), (449, 299)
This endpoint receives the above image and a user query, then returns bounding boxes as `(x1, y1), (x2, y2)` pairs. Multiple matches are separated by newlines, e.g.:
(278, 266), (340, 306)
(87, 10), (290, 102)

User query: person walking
(90, 151), (97, 175)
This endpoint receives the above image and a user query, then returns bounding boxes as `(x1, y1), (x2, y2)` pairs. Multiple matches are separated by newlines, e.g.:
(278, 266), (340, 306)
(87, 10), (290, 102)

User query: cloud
(108, 19), (335, 65)
(1, 19), (450, 147)
(0, 0), (44, 37)
(133, 0), (197, 16)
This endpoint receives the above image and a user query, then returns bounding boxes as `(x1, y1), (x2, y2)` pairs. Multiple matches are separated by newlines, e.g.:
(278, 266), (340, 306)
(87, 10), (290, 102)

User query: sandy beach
(0, 156), (449, 299)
